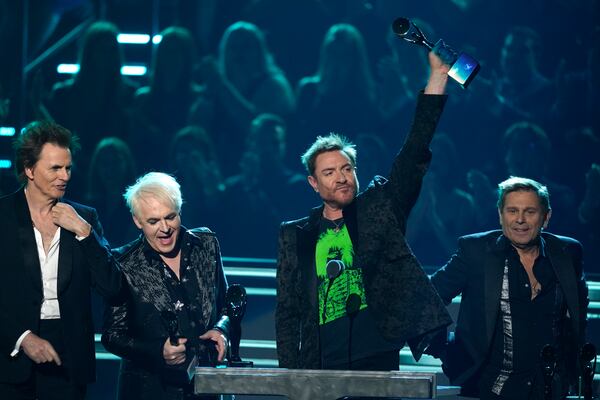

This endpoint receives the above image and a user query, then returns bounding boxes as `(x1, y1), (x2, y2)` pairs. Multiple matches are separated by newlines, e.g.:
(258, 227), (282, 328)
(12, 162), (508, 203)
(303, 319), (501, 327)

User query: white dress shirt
(35, 226), (62, 319)
(11, 226), (61, 357)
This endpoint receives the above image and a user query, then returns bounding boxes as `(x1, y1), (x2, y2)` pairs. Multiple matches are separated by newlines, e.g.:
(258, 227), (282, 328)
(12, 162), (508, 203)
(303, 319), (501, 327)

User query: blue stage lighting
(0, 127), (16, 137)
(57, 64), (148, 76)
(117, 33), (151, 44)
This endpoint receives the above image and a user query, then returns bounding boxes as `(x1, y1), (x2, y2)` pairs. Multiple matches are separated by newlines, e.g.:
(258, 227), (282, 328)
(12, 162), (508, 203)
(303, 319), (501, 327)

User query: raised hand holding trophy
(392, 17), (480, 88)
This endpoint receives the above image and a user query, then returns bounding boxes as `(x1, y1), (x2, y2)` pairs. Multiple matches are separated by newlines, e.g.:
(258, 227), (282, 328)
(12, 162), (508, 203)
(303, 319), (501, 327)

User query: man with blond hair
(102, 172), (228, 400)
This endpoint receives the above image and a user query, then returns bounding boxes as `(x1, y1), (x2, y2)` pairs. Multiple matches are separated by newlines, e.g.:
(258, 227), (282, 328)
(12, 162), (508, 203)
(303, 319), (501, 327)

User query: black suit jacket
(275, 93), (453, 369)
(430, 230), (588, 391)
(102, 227), (229, 400)
(0, 188), (122, 384)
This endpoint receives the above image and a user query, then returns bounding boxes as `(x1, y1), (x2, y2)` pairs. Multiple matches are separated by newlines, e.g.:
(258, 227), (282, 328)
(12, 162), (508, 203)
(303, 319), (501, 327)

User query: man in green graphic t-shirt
(275, 50), (453, 371)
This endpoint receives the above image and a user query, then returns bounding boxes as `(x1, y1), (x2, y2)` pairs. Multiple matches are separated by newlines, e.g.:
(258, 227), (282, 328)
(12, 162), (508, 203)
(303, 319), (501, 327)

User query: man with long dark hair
(0, 120), (121, 399)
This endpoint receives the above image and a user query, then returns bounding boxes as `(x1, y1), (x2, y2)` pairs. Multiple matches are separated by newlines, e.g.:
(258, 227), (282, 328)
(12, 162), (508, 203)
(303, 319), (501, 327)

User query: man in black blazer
(102, 172), (229, 400)
(0, 121), (122, 399)
(275, 51), (452, 371)
(430, 177), (589, 399)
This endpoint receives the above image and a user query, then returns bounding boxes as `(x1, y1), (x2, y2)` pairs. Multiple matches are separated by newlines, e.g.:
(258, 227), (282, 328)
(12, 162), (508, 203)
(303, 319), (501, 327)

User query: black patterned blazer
(101, 227), (228, 399)
(275, 93), (453, 369)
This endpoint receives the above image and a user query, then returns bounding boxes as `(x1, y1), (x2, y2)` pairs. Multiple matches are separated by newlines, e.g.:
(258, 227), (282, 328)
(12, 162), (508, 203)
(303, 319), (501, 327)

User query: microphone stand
(540, 344), (556, 400)
(579, 343), (597, 400)
(346, 294), (361, 370)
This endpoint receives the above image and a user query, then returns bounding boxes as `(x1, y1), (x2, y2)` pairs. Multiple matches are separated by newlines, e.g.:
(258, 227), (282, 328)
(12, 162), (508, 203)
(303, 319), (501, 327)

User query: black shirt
(480, 236), (567, 398)
(142, 229), (207, 350)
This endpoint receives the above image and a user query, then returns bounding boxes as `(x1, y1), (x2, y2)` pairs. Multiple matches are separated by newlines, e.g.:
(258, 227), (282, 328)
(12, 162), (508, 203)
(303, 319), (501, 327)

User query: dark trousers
(478, 375), (567, 400)
(327, 350), (400, 372)
(0, 320), (86, 400)
(118, 361), (216, 400)
(330, 350), (401, 400)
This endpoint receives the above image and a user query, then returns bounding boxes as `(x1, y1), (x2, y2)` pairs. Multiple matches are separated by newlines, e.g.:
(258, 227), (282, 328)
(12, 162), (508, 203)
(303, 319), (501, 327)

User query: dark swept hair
(301, 133), (356, 176)
(497, 176), (551, 214)
(13, 120), (80, 183)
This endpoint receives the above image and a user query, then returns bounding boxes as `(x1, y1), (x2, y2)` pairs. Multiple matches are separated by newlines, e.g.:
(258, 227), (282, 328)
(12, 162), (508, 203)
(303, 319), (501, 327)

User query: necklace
(330, 218), (344, 233)
(531, 280), (542, 299)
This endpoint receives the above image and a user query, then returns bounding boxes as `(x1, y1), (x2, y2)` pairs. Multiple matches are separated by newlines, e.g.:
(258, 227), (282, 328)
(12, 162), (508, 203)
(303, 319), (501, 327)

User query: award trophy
(226, 284), (253, 367)
(392, 17), (480, 88)
(161, 303), (198, 385)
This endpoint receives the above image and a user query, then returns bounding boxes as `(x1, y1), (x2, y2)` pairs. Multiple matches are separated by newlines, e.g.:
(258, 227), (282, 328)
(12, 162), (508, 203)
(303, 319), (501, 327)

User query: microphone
(540, 344), (556, 400)
(392, 17), (434, 49)
(322, 260), (345, 323)
(326, 259), (344, 280)
(346, 293), (362, 370)
(391, 17), (480, 88)
(580, 343), (596, 400)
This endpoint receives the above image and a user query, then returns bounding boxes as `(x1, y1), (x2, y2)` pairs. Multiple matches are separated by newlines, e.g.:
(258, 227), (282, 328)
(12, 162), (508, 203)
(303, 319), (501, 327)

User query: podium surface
(194, 367), (460, 399)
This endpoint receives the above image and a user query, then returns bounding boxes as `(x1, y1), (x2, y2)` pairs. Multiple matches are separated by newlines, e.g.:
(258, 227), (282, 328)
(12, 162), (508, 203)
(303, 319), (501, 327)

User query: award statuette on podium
(226, 284), (254, 367)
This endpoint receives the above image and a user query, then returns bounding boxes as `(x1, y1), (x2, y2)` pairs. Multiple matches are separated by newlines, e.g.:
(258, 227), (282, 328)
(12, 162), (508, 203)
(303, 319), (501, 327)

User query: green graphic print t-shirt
(316, 218), (398, 368)
(316, 221), (367, 324)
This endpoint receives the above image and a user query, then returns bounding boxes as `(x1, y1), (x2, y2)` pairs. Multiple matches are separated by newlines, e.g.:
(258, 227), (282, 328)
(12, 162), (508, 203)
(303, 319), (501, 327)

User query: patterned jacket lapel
(483, 236), (506, 345)
(121, 241), (173, 313)
(296, 206), (321, 313)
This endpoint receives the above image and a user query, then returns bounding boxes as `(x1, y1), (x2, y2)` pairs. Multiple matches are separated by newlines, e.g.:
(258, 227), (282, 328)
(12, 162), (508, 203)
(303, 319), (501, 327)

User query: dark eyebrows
(49, 163), (71, 169)
(320, 162), (353, 174)
(505, 206), (539, 212)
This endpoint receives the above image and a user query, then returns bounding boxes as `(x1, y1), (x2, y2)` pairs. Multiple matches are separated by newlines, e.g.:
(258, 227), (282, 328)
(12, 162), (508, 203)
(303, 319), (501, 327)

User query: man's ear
(133, 214), (142, 229)
(308, 175), (318, 193)
(24, 165), (35, 181)
(542, 208), (552, 229)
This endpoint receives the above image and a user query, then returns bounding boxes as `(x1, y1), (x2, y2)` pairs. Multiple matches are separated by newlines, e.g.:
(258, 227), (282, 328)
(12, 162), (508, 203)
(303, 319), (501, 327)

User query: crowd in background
(0, 0), (598, 275)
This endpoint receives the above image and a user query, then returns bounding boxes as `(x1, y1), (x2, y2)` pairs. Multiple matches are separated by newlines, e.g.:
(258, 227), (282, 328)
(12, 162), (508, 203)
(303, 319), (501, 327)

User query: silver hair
(123, 172), (183, 216)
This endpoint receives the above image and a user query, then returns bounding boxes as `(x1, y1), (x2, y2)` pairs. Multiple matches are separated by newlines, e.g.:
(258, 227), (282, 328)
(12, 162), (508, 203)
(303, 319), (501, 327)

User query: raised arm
(388, 51), (450, 226)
